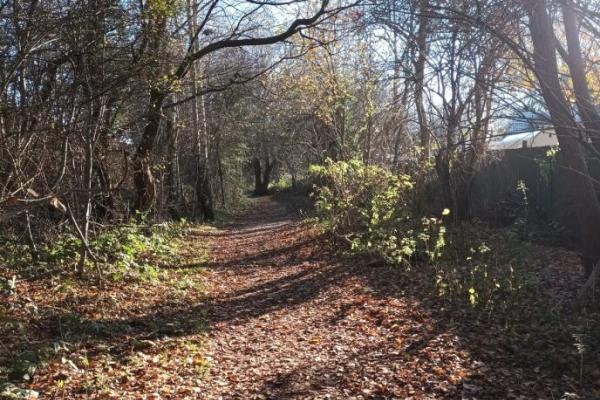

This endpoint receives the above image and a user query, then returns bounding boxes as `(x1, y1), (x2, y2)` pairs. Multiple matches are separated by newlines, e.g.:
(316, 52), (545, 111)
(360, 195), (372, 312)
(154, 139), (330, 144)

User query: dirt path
(197, 197), (476, 399)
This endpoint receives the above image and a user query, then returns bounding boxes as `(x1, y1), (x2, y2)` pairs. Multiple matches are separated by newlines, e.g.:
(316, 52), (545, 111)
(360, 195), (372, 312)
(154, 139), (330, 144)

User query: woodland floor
(196, 197), (596, 399)
(2, 196), (599, 399)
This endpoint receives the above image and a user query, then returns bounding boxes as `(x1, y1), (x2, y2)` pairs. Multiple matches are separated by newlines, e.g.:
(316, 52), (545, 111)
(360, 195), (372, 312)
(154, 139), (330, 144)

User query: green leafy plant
(268, 175), (294, 192)
(38, 219), (189, 282)
(310, 159), (536, 319)
(310, 159), (446, 267)
(431, 222), (538, 318)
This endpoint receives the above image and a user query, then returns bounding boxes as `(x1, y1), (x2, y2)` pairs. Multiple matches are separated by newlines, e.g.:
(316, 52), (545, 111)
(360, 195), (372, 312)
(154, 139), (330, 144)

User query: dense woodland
(2, 0), (600, 398)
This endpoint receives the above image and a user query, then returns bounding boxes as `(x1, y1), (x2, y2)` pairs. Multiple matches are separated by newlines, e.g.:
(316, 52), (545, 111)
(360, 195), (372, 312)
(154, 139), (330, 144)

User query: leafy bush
(268, 175), (294, 192)
(42, 219), (189, 281)
(309, 159), (531, 316)
(432, 230), (532, 313)
(310, 159), (444, 265)
(0, 234), (36, 268)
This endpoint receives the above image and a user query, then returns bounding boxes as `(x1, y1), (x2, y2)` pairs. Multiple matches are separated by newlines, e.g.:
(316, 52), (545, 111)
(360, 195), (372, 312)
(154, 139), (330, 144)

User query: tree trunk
(454, 51), (496, 221)
(133, 8), (167, 215)
(253, 157), (263, 195)
(527, 0), (600, 275)
(197, 93), (214, 221)
(561, 3), (600, 154)
(195, 162), (214, 221)
(77, 113), (95, 275)
(166, 113), (183, 219)
(133, 89), (163, 213)
(392, 86), (409, 173)
(253, 156), (274, 196)
(187, 0), (214, 221)
(414, 0), (431, 162)
(435, 147), (453, 212)
(216, 129), (226, 207)
(93, 158), (115, 221)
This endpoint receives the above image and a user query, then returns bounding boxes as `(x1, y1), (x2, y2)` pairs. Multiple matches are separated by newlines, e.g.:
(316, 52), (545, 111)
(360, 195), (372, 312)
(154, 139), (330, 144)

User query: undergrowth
(1, 220), (212, 395)
(309, 159), (540, 314)
(309, 159), (600, 392)
(0, 219), (189, 283)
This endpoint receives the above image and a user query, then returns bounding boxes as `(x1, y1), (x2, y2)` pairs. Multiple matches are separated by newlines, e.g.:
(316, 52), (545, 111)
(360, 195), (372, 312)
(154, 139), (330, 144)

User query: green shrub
(268, 175), (293, 192)
(433, 225), (538, 314)
(310, 159), (444, 266)
(41, 219), (189, 281)
(0, 234), (36, 268)
(309, 159), (525, 315)
(46, 235), (80, 264)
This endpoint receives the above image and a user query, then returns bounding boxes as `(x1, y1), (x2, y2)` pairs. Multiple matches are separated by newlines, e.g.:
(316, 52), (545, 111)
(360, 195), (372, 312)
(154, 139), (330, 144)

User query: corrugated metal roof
(488, 130), (559, 150)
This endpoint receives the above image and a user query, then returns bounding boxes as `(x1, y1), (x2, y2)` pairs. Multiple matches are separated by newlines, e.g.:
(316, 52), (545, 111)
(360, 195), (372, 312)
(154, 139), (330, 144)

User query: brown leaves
(1, 230), (210, 399)
(189, 200), (483, 399)
(4, 196), (18, 205)
(5, 198), (597, 399)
